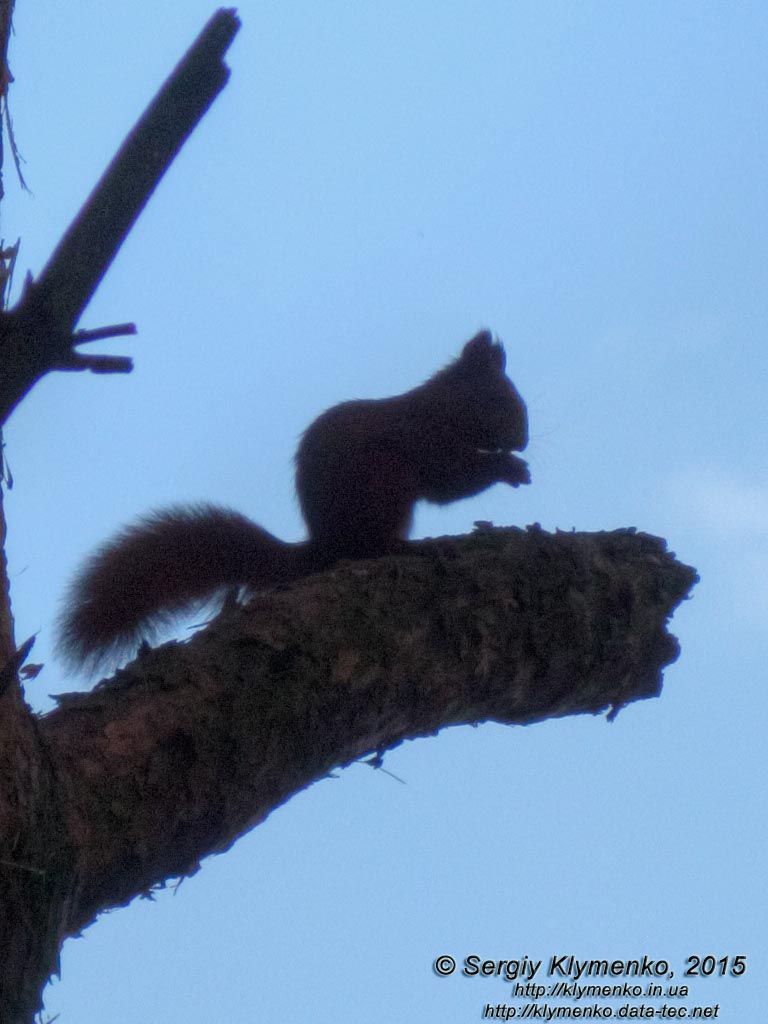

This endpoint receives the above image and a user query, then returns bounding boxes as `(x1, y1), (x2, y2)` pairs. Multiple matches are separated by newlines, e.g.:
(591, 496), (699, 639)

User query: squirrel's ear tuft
(461, 329), (506, 371)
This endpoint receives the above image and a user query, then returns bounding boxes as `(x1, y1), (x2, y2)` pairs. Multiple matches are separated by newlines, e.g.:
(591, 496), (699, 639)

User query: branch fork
(0, 8), (240, 425)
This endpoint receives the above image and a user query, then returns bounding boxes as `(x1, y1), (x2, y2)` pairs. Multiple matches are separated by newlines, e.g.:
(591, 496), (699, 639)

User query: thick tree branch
(37, 527), (696, 937)
(32, 8), (239, 327)
(0, 637), (72, 1024)
(0, 7), (241, 425)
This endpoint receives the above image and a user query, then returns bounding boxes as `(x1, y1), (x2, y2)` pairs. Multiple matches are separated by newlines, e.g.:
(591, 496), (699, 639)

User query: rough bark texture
(0, 677), (73, 1024)
(37, 526), (695, 937)
(0, 525), (696, 1020)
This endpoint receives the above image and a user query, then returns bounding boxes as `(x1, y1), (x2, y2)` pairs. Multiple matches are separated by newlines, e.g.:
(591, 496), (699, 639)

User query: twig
(56, 323), (138, 374)
(0, 8), (241, 425)
(33, 8), (240, 325)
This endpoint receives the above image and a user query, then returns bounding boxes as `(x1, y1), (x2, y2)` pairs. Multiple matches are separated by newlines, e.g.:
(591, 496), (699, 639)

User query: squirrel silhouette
(57, 330), (529, 672)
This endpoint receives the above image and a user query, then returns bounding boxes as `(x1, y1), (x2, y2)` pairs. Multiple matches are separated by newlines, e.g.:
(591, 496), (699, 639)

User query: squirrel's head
(446, 329), (529, 453)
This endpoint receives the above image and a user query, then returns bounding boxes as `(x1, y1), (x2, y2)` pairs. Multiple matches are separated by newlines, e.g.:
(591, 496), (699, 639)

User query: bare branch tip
(80, 354), (134, 375)
(206, 8), (242, 55)
(73, 322), (137, 345)
(55, 352), (133, 375)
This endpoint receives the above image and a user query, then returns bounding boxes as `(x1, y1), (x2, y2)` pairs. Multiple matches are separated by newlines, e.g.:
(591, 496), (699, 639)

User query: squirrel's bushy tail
(56, 503), (311, 674)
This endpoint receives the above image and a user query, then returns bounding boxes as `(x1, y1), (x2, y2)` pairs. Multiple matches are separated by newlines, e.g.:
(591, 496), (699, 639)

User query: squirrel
(56, 330), (530, 672)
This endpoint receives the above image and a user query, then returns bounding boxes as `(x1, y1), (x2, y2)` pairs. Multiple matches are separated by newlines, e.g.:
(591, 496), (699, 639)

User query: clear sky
(2, 1), (765, 1020)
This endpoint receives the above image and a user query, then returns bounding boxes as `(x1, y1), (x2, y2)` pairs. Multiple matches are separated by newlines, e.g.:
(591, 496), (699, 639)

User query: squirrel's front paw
(503, 453), (530, 487)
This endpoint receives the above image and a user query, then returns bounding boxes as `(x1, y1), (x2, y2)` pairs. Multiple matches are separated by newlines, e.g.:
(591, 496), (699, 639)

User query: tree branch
(37, 526), (696, 936)
(0, 7), (241, 425)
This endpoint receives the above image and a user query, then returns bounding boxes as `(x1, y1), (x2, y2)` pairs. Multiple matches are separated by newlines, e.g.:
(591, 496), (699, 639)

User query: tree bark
(0, 663), (72, 1024)
(29, 527), (693, 938)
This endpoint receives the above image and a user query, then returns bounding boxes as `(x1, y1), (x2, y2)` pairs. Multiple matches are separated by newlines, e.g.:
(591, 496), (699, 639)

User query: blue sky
(2, 1), (765, 1020)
